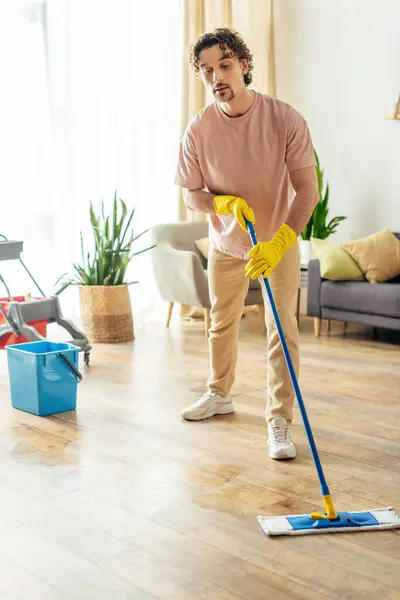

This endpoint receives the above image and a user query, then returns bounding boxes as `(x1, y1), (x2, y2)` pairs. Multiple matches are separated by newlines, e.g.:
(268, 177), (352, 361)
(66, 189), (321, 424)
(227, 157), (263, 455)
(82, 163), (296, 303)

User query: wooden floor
(0, 314), (399, 600)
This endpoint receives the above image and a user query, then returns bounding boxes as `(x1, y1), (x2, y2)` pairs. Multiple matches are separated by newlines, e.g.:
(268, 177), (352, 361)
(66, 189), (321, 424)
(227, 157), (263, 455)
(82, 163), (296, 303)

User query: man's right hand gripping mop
(246, 221), (400, 536)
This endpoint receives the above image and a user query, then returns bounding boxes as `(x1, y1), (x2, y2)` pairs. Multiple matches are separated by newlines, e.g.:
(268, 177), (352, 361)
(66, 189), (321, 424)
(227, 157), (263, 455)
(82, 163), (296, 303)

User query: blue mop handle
(246, 221), (330, 498)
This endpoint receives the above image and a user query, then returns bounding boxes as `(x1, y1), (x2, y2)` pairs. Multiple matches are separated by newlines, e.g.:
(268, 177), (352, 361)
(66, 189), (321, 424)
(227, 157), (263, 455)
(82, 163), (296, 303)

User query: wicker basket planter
(79, 285), (134, 343)
(55, 193), (155, 347)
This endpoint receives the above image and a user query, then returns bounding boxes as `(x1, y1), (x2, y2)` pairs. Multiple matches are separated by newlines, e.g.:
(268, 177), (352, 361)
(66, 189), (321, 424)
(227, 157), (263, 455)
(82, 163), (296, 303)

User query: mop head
(258, 507), (400, 536)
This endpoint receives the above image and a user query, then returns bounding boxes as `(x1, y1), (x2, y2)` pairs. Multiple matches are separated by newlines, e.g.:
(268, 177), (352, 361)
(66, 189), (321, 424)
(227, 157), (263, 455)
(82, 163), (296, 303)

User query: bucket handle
(59, 352), (83, 383)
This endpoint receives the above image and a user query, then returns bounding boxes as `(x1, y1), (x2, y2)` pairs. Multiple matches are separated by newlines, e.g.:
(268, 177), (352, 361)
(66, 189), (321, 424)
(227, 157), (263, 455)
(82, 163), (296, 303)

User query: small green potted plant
(56, 191), (155, 343)
(300, 150), (346, 263)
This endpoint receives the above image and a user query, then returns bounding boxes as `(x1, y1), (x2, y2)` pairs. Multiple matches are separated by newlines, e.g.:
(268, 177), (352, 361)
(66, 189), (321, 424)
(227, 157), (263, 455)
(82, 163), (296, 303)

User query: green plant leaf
(56, 193), (155, 289)
(54, 272), (69, 287)
(104, 216), (110, 242)
(321, 184), (328, 212)
(131, 228), (149, 244)
(119, 206), (135, 247)
(314, 149), (320, 170)
(119, 199), (128, 228)
(80, 231), (86, 269)
(300, 215), (313, 240)
(90, 202), (99, 232)
(55, 281), (74, 295)
(73, 264), (90, 285)
(112, 189), (118, 241)
(113, 198), (127, 247)
(305, 149), (347, 240)
(131, 244), (156, 257)
(327, 216), (346, 226)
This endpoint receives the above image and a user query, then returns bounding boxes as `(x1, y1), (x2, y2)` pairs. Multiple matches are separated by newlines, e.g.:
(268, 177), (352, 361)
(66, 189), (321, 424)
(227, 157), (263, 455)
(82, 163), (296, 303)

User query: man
(175, 28), (319, 460)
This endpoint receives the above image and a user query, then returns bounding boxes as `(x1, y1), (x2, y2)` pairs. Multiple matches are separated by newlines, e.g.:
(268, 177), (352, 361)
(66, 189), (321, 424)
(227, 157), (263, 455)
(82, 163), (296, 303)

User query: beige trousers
(207, 244), (300, 423)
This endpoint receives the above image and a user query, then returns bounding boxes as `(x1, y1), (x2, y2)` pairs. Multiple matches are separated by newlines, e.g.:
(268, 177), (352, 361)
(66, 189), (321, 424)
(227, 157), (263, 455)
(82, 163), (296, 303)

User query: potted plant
(299, 150), (346, 264)
(55, 191), (155, 344)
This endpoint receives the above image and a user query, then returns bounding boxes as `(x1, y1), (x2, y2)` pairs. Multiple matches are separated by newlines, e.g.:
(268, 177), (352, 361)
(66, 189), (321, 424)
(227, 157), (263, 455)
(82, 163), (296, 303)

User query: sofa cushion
(321, 280), (400, 318)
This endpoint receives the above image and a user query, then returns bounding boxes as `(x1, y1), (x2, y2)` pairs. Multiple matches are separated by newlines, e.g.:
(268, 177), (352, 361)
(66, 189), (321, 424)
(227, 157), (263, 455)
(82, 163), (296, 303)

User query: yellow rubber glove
(213, 195), (255, 232)
(245, 223), (297, 280)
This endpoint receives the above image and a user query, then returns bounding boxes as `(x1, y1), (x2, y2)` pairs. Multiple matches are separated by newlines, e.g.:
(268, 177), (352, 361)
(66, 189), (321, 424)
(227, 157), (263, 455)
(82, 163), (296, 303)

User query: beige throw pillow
(194, 237), (209, 259)
(341, 229), (400, 283)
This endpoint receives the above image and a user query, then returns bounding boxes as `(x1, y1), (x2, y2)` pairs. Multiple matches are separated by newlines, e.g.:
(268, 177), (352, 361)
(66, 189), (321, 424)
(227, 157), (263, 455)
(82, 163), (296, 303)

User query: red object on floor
(0, 296), (48, 348)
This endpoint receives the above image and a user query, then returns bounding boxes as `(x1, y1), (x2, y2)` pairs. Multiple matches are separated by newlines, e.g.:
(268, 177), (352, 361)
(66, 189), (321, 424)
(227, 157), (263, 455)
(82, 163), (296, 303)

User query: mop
(246, 221), (400, 536)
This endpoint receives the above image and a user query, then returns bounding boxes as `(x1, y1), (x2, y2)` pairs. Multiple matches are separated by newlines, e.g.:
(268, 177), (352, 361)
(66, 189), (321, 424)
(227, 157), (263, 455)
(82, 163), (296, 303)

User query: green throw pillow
(310, 238), (364, 281)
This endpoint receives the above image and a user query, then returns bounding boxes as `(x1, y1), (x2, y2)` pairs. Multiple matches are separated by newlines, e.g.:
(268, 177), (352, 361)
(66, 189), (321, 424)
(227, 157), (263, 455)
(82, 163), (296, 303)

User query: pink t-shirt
(175, 92), (316, 259)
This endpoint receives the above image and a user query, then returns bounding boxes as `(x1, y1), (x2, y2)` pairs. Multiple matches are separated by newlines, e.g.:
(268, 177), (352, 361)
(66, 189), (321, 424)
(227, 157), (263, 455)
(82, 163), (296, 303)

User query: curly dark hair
(189, 28), (254, 86)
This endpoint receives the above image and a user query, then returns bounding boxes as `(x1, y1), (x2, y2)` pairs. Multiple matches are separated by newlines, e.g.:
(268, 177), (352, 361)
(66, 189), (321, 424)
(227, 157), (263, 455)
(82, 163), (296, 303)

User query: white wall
(274, 0), (400, 242)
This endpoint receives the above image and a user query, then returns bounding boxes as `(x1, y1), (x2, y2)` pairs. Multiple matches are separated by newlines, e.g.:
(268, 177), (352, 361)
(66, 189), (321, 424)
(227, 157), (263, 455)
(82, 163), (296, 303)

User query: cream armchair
(150, 221), (265, 336)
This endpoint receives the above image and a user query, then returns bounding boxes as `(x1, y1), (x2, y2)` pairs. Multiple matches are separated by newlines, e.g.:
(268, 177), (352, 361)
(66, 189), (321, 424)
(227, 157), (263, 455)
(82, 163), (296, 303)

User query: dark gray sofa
(307, 232), (400, 336)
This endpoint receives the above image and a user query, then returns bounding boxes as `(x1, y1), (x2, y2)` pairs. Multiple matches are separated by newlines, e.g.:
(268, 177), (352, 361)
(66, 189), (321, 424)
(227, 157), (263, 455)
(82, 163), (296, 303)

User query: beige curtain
(179, 0), (276, 319)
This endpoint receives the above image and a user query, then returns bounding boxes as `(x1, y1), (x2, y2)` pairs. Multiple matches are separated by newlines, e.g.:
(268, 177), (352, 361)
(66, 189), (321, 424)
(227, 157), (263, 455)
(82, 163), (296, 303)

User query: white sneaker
(268, 417), (296, 460)
(181, 389), (234, 421)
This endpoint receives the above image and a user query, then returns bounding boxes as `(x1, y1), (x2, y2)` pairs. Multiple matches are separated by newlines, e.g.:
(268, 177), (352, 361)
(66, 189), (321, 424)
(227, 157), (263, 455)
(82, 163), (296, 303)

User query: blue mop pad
(246, 221), (400, 537)
(258, 508), (400, 536)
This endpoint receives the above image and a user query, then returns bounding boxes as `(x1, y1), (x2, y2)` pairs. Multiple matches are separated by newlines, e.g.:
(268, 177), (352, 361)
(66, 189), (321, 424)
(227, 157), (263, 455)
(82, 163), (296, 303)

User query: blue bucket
(6, 341), (81, 416)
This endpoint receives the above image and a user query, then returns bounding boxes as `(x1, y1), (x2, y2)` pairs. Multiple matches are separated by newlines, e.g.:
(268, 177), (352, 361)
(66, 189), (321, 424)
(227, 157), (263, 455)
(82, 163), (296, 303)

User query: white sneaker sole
(268, 445), (297, 460)
(181, 401), (234, 421)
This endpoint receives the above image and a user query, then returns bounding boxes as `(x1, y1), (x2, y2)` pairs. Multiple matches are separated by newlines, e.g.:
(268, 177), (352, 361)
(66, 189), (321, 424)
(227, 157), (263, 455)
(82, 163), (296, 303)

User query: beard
(213, 85), (235, 102)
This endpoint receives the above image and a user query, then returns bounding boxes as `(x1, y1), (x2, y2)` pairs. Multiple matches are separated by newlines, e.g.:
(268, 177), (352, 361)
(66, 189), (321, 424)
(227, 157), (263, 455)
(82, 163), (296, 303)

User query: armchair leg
(314, 317), (321, 337)
(204, 308), (211, 337)
(166, 302), (174, 327)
